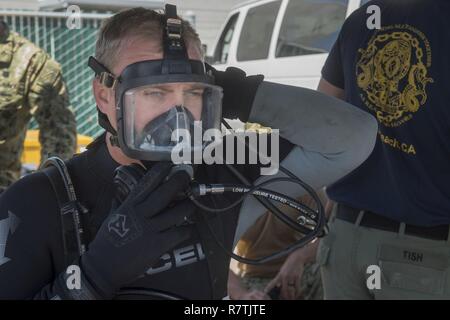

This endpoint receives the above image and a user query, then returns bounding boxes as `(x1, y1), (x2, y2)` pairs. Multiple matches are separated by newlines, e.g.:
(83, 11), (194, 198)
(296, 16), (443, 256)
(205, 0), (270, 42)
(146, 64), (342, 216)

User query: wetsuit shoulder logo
(356, 24), (434, 128)
(0, 211), (20, 267)
(108, 214), (130, 238)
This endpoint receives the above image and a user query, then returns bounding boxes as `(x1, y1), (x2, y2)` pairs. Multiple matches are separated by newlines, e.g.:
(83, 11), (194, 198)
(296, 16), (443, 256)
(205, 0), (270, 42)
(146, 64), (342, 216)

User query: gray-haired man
(0, 6), (376, 299)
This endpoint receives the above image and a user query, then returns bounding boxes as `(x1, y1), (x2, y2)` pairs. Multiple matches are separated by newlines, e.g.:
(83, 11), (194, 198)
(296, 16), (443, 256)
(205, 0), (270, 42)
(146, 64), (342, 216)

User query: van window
(213, 13), (239, 64)
(276, 0), (348, 58)
(236, 1), (282, 61)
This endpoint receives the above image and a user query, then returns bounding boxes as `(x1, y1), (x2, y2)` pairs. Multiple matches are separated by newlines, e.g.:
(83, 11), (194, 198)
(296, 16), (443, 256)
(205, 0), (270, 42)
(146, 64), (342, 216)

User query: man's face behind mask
(129, 82), (204, 134)
(94, 28), (223, 161)
(122, 81), (222, 157)
(93, 35), (205, 135)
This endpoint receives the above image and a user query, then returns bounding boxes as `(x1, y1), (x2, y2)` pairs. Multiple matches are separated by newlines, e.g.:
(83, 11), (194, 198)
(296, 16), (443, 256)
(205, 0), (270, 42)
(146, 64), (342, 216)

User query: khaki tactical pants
(318, 204), (450, 299)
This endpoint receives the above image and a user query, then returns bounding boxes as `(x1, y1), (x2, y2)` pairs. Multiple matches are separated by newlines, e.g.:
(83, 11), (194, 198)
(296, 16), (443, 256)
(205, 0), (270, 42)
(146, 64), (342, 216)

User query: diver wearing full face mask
(0, 5), (377, 300)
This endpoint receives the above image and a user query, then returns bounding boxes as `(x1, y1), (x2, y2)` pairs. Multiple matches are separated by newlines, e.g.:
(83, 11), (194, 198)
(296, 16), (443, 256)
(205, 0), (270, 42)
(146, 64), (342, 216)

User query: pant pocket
(377, 243), (448, 298)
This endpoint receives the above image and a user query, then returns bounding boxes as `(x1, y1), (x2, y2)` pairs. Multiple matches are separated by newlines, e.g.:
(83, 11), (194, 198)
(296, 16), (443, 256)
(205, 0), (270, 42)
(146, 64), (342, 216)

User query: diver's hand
(206, 63), (264, 121)
(80, 162), (195, 298)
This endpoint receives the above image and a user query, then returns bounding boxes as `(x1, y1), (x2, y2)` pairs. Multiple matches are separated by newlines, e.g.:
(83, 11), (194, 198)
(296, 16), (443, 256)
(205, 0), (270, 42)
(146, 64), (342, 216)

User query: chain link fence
(0, 10), (112, 138)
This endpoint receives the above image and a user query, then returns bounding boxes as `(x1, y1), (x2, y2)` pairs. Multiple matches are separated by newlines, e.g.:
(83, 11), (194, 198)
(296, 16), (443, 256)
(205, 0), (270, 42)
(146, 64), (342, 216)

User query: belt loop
(355, 210), (365, 227)
(399, 222), (406, 236)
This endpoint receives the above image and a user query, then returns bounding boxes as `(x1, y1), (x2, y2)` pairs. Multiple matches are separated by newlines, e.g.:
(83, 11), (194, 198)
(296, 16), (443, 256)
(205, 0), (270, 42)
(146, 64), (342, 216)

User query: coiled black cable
(183, 119), (327, 265)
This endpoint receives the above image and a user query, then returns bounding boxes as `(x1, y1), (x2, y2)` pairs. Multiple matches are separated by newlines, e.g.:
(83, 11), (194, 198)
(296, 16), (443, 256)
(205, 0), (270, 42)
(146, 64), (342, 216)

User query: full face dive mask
(88, 4), (223, 161)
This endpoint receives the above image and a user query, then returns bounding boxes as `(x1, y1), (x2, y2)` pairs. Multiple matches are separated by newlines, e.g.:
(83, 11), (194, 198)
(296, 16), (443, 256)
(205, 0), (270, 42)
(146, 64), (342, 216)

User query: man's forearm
(34, 78), (77, 164)
(38, 105), (77, 164)
(249, 81), (377, 156)
(233, 83), (377, 242)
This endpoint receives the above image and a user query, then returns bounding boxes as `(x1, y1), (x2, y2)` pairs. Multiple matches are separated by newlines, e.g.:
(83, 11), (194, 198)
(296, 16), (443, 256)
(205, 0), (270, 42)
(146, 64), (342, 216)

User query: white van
(209, 0), (372, 89)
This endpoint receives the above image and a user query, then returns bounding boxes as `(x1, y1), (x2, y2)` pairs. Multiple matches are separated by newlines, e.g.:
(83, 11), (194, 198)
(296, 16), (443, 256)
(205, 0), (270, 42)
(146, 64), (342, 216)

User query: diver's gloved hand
(79, 162), (195, 299)
(206, 63), (264, 122)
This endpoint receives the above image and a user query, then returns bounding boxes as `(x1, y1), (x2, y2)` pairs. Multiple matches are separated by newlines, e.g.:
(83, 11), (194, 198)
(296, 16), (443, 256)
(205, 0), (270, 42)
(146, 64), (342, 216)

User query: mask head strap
(87, 56), (119, 143)
(162, 4), (191, 74)
(88, 56), (120, 90)
(164, 4), (187, 60)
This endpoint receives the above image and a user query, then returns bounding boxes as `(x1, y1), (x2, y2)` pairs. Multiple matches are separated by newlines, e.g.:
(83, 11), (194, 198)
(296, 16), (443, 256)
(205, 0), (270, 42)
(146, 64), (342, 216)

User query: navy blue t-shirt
(322, 0), (450, 226)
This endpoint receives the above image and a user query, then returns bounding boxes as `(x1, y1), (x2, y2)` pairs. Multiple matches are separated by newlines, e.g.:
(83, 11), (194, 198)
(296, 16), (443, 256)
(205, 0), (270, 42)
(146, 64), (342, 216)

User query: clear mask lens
(121, 82), (222, 160)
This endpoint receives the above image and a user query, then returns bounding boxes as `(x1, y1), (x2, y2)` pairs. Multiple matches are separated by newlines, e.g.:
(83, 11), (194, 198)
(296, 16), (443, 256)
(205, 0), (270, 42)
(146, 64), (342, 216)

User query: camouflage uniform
(0, 30), (76, 192)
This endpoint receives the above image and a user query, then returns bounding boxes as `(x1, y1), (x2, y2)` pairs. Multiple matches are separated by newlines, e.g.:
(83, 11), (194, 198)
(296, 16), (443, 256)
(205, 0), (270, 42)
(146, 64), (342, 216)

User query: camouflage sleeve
(27, 54), (77, 164)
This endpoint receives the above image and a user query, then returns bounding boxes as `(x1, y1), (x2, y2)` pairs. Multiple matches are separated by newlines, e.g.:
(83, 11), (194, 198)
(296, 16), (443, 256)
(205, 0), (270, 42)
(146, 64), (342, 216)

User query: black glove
(206, 63), (264, 122)
(79, 162), (195, 299)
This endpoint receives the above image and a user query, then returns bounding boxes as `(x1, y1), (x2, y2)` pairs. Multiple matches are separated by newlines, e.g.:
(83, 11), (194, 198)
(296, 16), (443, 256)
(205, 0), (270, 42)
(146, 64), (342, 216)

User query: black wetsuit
(0, 134), (292, 299)
(0, 72), (379, 299)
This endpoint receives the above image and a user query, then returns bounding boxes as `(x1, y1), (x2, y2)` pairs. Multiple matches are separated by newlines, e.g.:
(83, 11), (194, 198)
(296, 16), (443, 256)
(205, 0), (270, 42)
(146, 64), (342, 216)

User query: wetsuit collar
(86, 132), (121, 183)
